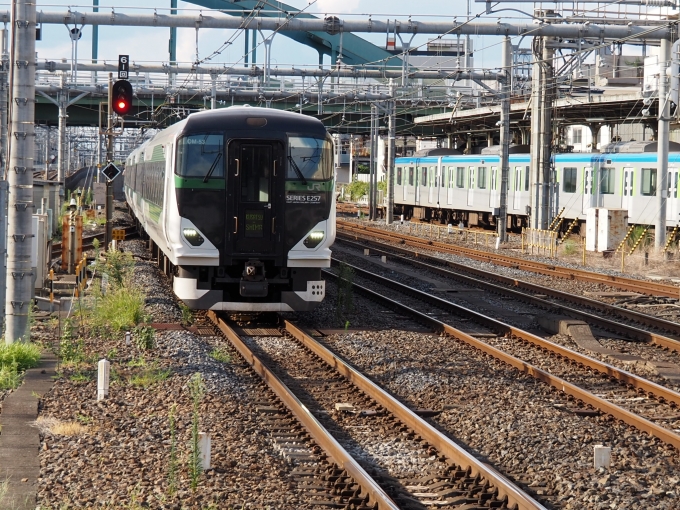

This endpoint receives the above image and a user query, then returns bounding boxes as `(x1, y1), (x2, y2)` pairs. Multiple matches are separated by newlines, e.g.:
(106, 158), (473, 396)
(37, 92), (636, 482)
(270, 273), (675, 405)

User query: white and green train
(124, 107), (336, 312)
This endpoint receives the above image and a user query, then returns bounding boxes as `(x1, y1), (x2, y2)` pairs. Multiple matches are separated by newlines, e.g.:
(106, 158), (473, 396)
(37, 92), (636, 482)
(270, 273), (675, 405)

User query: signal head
(111, 79), (133, 116)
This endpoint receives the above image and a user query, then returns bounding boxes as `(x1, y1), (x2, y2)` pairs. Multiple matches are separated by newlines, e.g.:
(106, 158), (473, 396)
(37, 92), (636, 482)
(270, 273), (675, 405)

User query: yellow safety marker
(112, 228), (126, 241)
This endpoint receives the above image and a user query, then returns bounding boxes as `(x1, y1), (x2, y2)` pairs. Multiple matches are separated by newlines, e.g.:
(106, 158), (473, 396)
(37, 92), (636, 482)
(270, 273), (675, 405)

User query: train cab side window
(477, 167), (487, 189)
(408, 167), (414, 185)
(176, 133), (224, 179)
(641, 168), (657, 196)
(456, 167), (465, 188)
(396, 167), (402, 185)
(600, 167), (615, 194)
(563, 167), (577, 193)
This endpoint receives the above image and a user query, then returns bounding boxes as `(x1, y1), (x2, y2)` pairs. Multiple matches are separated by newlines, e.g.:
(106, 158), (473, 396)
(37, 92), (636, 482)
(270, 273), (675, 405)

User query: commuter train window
(288, 136), (333, 180)
(478, 167), (487, 189)
(490, 167), (498, 191)
(641, 168), (657, 196)
(429, 167), (435, 187)
(448, 167), (455, 188)
(563, 167), (577, 193)
(600, 167), (615, 194)
(396, 167), (402, 185)
(408, 167), (414, 186)
(456, 167), (465, 188)
(176, 133), (224, 178)
(669, 171), (678, 198)
(441, 168), (446, 187)
(421, 167), (427, 185)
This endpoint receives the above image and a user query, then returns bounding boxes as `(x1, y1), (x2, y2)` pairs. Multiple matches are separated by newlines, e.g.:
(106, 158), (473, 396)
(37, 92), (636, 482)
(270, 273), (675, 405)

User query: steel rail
(283, 320), (547, 510)
(207, 311), (401, 510)
(324, 268), (680, 450)
(338, 221), (680, 298)
(336, 236), (680, 351)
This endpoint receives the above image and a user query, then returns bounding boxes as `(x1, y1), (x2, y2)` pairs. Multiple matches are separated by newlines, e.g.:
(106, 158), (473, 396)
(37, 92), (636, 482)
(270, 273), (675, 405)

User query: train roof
(412, 148), (461, 157)
(182, 106), (327, 135)
(599, 140), (680, 153)
(480, 144), (530, 155)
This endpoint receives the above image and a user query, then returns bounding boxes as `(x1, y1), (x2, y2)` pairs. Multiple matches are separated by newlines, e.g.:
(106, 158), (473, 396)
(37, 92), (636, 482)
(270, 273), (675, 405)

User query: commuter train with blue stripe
(393, 141), (680, 231)
(124, 106), (335, 312)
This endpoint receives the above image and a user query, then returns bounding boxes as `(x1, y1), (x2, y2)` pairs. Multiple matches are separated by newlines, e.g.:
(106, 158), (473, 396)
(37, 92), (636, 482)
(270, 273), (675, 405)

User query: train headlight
(303, 230), (325, 248)
(183, 228), (205, 246)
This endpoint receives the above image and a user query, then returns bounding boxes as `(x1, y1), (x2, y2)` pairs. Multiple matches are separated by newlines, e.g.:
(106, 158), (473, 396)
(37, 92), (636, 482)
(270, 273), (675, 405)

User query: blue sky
(32, 1), (540, 72)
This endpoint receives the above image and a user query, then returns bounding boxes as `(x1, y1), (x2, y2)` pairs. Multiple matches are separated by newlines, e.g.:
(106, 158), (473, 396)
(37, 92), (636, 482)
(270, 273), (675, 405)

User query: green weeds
(188, 372), (206, 491)
(209, 348), (231, 363)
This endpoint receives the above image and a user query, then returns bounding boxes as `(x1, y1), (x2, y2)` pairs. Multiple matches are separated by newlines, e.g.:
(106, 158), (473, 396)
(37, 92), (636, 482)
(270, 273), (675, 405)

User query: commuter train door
(227, 140), (283, 255)
(621, 167), (634, 216)
(447, 166), (455, 205)
(415, 164), (421, 205)
(428, 166), (436, 204)
(513, 166), (523, 210)
(668, 169), (679, 223)
(467, 166), (475, 206)
(489, 166), (498, 208)
(582, 166), (594, 214)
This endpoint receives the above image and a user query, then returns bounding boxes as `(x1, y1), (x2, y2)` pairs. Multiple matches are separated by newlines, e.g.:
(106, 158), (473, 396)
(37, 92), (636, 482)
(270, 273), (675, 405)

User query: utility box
(597, 208), (628, 252)
(585, 208), (599, 252)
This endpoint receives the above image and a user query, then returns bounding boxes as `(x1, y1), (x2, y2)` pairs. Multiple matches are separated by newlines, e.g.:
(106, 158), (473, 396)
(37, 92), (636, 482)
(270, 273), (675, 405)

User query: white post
(97, 358), (110, 401)
(199, 432), (211, 470)
(125, 330), (131, 346)
(594, 445), (611, 468)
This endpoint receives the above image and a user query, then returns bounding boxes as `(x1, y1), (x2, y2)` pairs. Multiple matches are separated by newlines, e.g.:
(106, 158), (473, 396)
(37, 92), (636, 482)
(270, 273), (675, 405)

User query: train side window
(441, 167), (446, 187)
(396, 167), (402, 185)
(456, 167), (465, 188)
(490, 166), (498, 191)
(421, 167), (427, 185)
(669, 170), (678, 198)
(563, 167), (577, 193)
(524, 165), (530, 191)
(409, 167), (414, 185)
(641, 168), (657, 196)
(448, 166), (455, 188)
(428, 167), (434, 187)
(478, 167), (487, 189)
(600, 167), (616, 194)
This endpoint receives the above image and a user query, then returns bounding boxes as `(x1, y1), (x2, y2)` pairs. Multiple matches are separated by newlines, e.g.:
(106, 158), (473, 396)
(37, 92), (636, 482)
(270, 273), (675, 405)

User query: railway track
(335, 236), (680, 353)
(324, 262), (680, 451)
(51, 225), (138, 258)
(337, 220), (680, 298)
(207, 311), (546, 510)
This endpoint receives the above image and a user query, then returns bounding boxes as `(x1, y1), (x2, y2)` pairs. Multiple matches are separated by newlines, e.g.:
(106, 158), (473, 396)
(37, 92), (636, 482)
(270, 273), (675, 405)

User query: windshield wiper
(288, 155), (307, 185)
(203, 152), (223, 183)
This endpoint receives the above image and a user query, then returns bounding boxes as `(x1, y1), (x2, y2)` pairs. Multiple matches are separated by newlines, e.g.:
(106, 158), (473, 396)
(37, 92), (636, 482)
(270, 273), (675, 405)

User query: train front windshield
(287, 136), (333, 180)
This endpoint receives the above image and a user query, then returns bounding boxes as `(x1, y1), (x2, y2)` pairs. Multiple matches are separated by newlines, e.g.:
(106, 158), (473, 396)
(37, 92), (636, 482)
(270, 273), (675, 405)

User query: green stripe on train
(174, 175), (226, 190)
(285, 180), (334, 192)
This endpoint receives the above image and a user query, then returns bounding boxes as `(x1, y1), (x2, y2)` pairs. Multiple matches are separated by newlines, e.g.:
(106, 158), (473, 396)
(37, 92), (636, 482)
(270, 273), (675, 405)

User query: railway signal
(111, 79), (133, 116)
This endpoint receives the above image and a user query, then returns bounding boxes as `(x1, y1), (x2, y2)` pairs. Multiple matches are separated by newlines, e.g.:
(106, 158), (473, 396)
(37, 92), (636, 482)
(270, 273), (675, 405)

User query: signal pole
(498, 36), (511, 242)
(5, 0), (36, 343)
(105, 72), (113, 249)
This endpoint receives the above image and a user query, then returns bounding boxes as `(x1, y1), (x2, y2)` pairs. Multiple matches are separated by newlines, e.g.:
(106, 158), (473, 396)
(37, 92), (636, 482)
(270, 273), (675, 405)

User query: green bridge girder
(184, 0), (403, 69)
(34, 94), (447, 137)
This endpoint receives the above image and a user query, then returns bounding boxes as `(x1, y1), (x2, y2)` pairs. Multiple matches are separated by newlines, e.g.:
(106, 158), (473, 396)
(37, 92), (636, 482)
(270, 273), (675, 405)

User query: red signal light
(111, 79), (133, 116)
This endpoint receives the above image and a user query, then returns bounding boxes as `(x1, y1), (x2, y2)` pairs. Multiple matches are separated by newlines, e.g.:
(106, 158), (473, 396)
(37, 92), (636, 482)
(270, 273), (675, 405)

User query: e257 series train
(124, 106), (335, 311)
(393, 141), (680, 231)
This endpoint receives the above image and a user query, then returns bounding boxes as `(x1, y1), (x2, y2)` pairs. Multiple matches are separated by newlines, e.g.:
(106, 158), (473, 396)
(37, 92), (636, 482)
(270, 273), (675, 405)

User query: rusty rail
(338, 220), (680, 298)
(208, 311), (401, 510)
(283, 321), (547, 510)
(324, 268), (680, 450)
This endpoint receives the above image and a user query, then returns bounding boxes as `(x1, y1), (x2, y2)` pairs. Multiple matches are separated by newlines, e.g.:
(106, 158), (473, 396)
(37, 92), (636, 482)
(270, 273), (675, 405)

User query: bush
(346, 180), (369, 202)
(0, 342), (42, 390)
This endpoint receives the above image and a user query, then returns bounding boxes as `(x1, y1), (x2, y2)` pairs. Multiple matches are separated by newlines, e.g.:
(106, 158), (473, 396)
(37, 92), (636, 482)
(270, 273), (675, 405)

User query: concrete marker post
(594, 445), (611, 469)
(97, 358), (110, 401)
(199, 432), (211, 470)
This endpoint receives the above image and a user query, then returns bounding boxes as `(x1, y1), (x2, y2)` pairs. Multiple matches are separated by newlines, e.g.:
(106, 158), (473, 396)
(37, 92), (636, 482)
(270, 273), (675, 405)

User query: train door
(227, 140), (282, 255)
(668, 169), (679, 223)
(621, 167), (634, 216)
(404, 166), (412, 201)
(489, 166), (498, 207)
(467, 166), (475, 206)
(447, 166), (454, 205)
(513, 166), (522, 210)
(582, 166), (594, 213)
(415, 164), (421, 205)
(428, 166), (436, 203)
